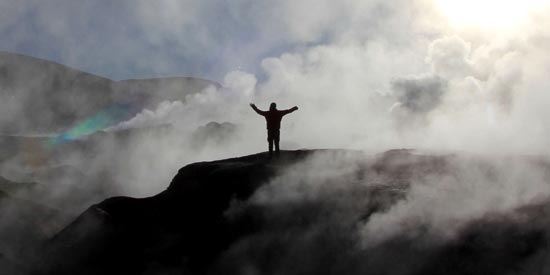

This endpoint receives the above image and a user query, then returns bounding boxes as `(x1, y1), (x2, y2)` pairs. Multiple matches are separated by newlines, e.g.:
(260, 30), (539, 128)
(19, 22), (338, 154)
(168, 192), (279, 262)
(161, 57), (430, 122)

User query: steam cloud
(209, 150), (550, 274)
(1, 0), (550, 273)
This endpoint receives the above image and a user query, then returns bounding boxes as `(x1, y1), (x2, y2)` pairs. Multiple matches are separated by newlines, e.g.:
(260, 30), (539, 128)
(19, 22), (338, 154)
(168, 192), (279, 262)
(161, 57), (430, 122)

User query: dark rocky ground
(12, 149), (548, 275)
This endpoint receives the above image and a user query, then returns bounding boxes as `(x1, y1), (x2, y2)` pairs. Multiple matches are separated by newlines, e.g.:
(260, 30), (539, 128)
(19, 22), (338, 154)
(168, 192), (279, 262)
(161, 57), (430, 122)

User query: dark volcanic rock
(44, 150), (313, 274)
(40, 150), (550, 275)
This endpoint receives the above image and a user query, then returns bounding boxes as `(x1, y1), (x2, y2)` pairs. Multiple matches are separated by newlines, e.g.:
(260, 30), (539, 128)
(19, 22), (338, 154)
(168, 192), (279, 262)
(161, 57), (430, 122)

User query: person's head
(270, 102), (277, 110)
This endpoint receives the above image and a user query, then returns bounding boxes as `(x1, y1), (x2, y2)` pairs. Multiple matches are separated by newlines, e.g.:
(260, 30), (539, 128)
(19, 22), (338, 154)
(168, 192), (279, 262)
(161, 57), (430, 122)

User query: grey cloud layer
(0, 0), (437, 80)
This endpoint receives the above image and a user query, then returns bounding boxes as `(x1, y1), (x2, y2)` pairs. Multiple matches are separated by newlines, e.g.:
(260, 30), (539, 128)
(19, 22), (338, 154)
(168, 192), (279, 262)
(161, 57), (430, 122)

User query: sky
(1, 0), (356, 81)
(4, 0), (546, 81)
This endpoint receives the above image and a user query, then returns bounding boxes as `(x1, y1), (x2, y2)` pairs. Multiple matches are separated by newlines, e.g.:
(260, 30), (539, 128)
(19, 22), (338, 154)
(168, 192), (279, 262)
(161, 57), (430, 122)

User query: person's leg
(267, 130), (274, 156)
(274, 130), (280, 155)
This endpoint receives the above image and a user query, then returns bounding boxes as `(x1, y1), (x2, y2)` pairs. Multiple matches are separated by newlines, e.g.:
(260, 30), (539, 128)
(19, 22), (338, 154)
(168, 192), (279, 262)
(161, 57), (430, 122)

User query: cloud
(0, 0), (437, 81)
(215, 150), (550, 274)
(391, 74), (448, 114)
(107, 101), (185, 131)
(426, 36), (474, 79)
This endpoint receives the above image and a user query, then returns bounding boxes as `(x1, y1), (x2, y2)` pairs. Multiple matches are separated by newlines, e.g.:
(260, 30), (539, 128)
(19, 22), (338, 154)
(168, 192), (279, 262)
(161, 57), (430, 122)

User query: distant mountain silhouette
(0, 52), (220, 134)
(0, 175), (37, 195)
(36, 150), (550, 275)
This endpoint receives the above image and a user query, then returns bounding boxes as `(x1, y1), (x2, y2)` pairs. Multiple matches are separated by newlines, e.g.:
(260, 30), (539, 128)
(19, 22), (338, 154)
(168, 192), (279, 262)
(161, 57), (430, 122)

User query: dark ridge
(38, 149), (550, 274)
(0, 51), (111, 80)
(41, 150), (326, 274)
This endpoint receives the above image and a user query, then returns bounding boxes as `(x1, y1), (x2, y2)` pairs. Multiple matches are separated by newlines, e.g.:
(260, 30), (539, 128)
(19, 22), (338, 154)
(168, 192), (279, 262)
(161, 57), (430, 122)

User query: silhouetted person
(250, 102), (298, 156)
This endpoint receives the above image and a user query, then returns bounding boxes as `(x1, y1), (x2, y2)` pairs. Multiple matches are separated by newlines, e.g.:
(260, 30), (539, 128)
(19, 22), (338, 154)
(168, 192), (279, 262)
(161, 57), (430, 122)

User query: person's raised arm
(250, 103), (267, 116)
(282, 106), (299, 115)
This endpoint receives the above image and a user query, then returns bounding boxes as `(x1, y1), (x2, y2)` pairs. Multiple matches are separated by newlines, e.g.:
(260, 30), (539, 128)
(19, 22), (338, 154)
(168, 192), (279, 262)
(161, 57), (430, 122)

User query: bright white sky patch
(434, 0), (549, 30)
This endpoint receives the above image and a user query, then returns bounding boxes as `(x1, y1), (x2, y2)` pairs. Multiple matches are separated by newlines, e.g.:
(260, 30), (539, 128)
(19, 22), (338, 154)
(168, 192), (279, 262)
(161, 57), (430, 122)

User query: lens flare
(49, 102), (141, 146)
(434, 0), (549, 30)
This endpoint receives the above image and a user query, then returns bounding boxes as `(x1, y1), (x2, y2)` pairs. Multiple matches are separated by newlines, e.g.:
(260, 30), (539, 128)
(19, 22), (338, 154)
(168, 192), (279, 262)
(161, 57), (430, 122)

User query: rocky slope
(36, 149), (550, 275)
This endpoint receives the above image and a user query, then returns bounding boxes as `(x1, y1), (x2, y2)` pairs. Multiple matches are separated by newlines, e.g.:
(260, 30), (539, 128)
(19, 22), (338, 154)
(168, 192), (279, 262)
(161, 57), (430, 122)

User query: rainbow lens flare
(49, 102), (139, 146)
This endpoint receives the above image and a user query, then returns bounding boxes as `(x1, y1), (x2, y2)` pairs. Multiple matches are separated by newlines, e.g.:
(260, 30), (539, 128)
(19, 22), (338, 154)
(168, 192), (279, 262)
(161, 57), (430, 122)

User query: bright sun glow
(435, 0), (548, 30)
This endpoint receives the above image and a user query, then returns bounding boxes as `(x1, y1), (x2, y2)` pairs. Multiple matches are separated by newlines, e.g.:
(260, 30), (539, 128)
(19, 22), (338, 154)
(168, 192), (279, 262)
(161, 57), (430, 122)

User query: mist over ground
(1, 0), (550, 274)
